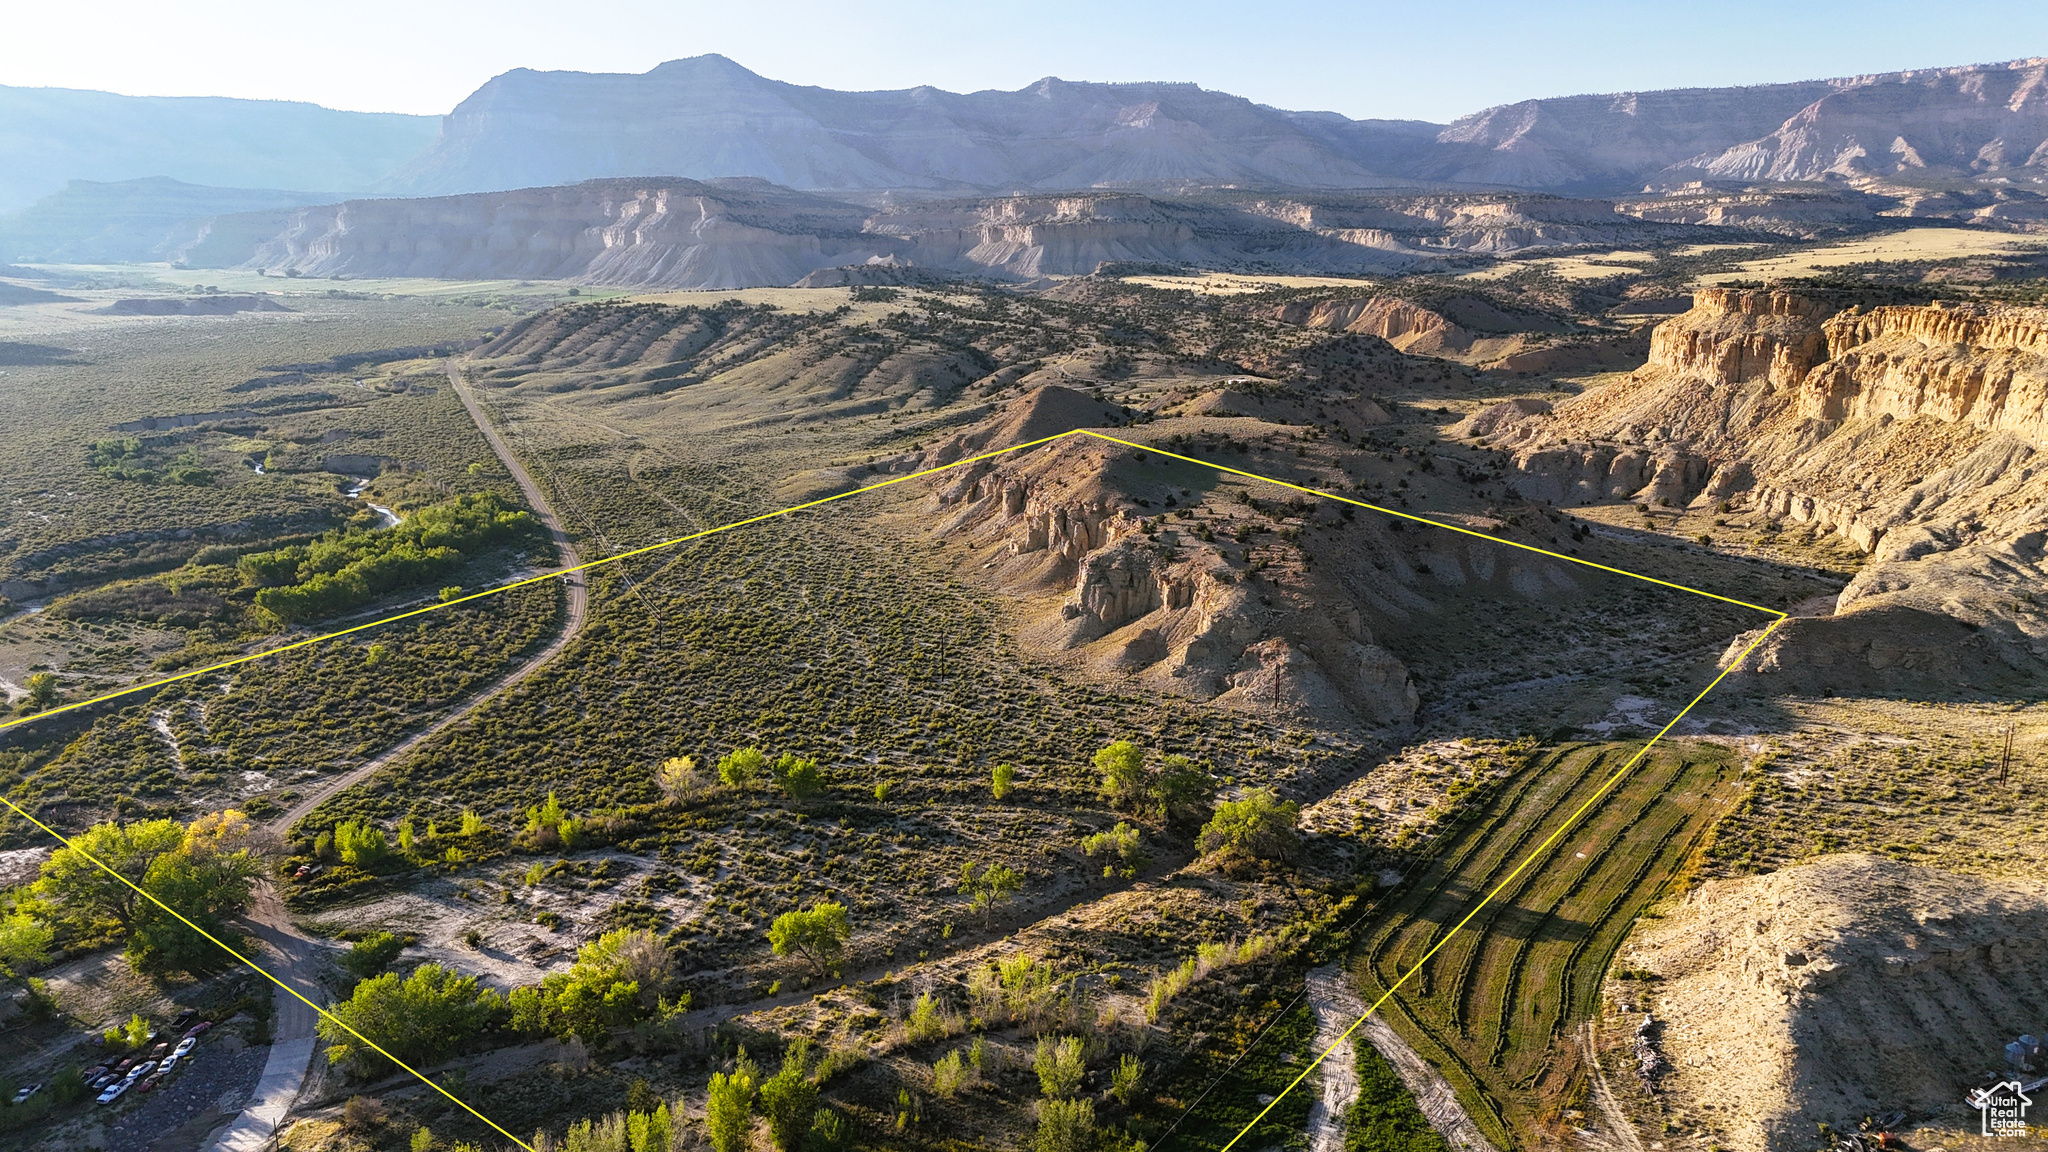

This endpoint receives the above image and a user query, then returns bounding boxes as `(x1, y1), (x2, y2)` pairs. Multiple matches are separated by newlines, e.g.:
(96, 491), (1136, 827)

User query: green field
(1353, 741), (1741, 1148)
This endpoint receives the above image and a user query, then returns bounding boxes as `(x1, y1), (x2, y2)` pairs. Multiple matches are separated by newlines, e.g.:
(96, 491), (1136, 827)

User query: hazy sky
(9, 0), (2047, 122)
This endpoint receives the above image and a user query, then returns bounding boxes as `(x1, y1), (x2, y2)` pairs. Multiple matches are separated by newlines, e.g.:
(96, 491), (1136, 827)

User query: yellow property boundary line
(0, 426), (1788, 1151)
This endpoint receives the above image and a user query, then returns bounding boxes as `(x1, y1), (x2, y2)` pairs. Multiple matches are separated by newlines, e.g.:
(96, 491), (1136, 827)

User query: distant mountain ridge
(10, 56), (2048, 256)
(389, 55), (2048, 198)
(0, 85), (436, 213)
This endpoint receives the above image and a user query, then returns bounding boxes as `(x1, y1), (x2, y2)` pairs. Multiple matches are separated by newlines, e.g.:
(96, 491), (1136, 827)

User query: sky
(6, 0), (2047, 123)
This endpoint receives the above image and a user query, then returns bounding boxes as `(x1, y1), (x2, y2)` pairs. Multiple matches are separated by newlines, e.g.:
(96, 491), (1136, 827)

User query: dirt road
(268, 367), (588, 834)
(208, 364), (589, 1152)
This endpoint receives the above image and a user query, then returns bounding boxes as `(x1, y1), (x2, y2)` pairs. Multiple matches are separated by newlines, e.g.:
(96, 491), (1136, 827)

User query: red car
(183, 1021), (213, 1039)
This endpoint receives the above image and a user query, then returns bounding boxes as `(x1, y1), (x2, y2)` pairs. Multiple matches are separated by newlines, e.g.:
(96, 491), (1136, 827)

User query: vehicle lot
(103, 1042), (267, 1151)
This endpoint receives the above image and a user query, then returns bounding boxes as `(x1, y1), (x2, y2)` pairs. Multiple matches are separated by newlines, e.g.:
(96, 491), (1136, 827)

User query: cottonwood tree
(655, 755), (707, 804)
(961, 861), (1022, 928)
(1094, 741), (1149, 811)
(767, 901), (851, 975)
(772, 753), (823, 803)
(1197, 789), (1300, 865)
(719, 746), (768, 790)
(758, 1041), (819, 1151)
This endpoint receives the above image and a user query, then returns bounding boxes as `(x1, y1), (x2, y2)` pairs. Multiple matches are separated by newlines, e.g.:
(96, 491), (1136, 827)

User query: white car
(95, 1080), (129, 1105)
(11, 1083), (41, 1104)
(121, 1059), (156, 1082)
(173, 1036), (197, 1058)
(156, 1054), (180, 1078)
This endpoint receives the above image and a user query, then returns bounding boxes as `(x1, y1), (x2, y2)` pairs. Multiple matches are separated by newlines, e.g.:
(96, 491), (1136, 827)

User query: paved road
(206, 363), (589, 1152)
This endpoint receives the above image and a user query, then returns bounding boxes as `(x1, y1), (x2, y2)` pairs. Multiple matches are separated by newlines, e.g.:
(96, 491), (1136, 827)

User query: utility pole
(1999, 723), (2015, 788)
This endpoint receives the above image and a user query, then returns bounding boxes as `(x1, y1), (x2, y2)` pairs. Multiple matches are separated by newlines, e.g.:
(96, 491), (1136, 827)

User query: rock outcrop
(1469, 287), (2048, 688)
(1627, 854), (2048, 1151)
(920, 391), (1420, 728)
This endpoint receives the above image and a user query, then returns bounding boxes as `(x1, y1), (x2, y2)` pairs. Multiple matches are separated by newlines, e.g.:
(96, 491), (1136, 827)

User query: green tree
(718, 746), (767, 790)
(772, 753), (823, 803)
(332, 819), (390, 869)
(961, 861), (1023, 928)
(705, 1064), (756, 1152)
(1034, 1098), (1097, 1152)
(758, 1043), (818, 1152)
(1155, 754), (1218, 829)
(1034, 1035), (1085, 1099)
(0, 910), (53, 971)
(507, 928), (670, 1043)
(32, 818), (188, 934)
(1079, 822), (1147, 880)
(318, 963), (502, 1077)
(767, 902), (851, 975)
(127, 848), (254, 974)
(23, 672), (59, 712)
(1094, 740), (1149, 812)
(991, 763), (1017, 800)
(1197, 788), (1300, 864)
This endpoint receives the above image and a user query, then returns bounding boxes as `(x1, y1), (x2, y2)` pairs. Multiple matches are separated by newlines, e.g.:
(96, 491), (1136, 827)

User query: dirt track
(208, 363), (590, 1151)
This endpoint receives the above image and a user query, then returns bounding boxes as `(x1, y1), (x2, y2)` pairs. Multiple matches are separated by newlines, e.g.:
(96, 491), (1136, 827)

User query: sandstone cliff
(1464, 287), (2048, 689)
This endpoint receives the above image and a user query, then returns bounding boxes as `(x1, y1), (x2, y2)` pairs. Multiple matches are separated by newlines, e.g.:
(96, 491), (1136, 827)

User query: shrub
(758, 1043), (818, 1151)
(1034, 1098), (1096, 1152)
(1079, 822), (1146, 879)
(342, 931), (408, 981)
(705, 1064), (756, 1152)
(905, 992), (952, 1044)
(319, 963), (503, 1077)
(1109, 1054), (1143, 1106)
(333, 819), (391, 869)
(1196, 788), (1299, 864)
(1145, 960), (1197, 1023)
(991, 762), (1016, 799)
(507, 927), (674, 1043)
(767, 901), (851, 975)
(931, 1049), (966, 1097)
(1033, 1035), (1085, 1099)
(1345, 1038), (1450, 1151)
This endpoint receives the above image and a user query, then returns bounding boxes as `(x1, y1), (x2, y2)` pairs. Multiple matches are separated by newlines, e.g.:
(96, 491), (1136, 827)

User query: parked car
(171, 1009), (197, 1030)
(122, 1060), (155, 1083)
(136, 1075), (162, 1093)
(95, 1080), (129, 1106)
(156, 1054), (180, 1079)
(89, 1071), (120, 1090)
(12, 1083), (42, 1104)
(148, 1041), (170, 1059)
(173, 1036), (197, 1058)
(80, 1064), (109, 1080)
(183, 1021), (213, 1039)
(111, 1058), (135, 1076)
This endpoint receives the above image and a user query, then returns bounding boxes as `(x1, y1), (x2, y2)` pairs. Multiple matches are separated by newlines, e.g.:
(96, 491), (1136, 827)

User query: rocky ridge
(919, 386), (1421, 729)
(1463, 287), (2048, 689)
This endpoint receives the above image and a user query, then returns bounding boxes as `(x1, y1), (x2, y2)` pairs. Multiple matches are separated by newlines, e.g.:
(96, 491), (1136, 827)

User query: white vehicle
(11, 1083), (41, 1105)
(156, 1054), (180, 1078)
(173, 1036), (197, 1058)
(121, 1059), (156, 1082)
(95, 1080), (129, 1105)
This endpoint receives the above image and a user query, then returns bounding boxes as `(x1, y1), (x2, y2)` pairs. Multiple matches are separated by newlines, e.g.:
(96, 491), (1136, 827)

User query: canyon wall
(1466, 288), (2048, 686)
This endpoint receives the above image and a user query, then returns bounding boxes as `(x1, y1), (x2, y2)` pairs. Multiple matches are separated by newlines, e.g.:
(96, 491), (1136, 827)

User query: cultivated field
(1353, 741), (1742, 1149)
